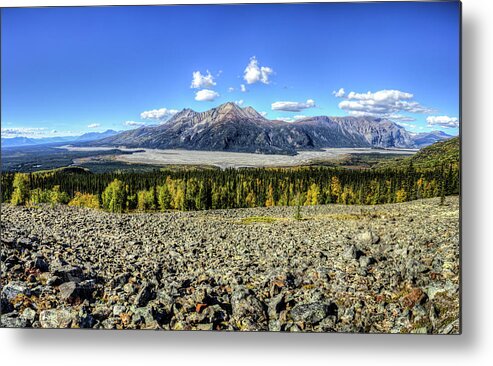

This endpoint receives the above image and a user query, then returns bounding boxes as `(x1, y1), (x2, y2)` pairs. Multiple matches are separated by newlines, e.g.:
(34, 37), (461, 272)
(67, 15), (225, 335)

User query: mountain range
(410, 130), (454, 148)
(1, 130), (119, 148)
(3, 103), (455, 154)
(88, 102), (452, 155)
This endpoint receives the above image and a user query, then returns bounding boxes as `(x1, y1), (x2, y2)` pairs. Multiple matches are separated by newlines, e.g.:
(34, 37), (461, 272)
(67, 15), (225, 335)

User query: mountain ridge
(87, 103), (426, 155)
(2, 130), (119, 148)
(411, 130), (453, 148)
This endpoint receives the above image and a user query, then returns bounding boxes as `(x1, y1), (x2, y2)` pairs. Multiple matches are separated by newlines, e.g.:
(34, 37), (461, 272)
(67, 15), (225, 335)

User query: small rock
(58, 281), (93, 302)
(32, 257), (49, 272)
(109, 273), (130, 288)
(39, 309), (73, 328)
(39, 272), (62, 286)
(1, 312), (29, 328)
(132, 307), (155, 326)
(343, 245), (357, 260)
(231, 286), (268, 331)
(113, 305), (126, 316)
(22, 308), (37, 322)
(134, 282), (156, 307)
(291, 302), (338, 325)
(53, 266), (83, 283)
(123, 283), (136, 294)
(196, 323), (214, 331)
(1, 281), (31, 301)
(356, 231), (380, 245)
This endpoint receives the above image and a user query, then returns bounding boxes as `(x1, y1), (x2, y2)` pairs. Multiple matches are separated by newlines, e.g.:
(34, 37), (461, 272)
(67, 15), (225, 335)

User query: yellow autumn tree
(265, 184), (275, 207)
(305, 183), (320, 206)
(330, 176), (342, 203)
(68, 192), (100, 209)
(395, 188), (407, 203)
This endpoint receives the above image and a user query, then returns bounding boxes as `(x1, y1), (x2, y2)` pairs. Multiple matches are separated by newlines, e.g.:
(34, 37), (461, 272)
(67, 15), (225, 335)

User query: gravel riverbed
(0, 197), (460, 333)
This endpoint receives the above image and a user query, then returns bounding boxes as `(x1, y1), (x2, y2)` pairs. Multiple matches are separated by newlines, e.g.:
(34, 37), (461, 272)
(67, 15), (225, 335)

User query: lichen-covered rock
(1, 281), (31, 301)
(290, 302), (337, 325)
(39, 309), (73, 328)
(231, 286), (268, 331)
(1, 312), (29, 328)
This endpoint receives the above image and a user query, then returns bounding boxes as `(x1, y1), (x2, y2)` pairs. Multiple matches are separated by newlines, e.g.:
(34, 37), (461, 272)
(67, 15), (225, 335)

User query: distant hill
(86, 102), (417, 155)
(1, 136), (77, 148)
(378, 136), (460, 169)
(75, 130), (118, 142)
(2, 130), (119, 148)
(411, 130), (454, 148)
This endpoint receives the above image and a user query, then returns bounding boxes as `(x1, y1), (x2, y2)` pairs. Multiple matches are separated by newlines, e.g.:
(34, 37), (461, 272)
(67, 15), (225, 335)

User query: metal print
(0, 1), (461, 333)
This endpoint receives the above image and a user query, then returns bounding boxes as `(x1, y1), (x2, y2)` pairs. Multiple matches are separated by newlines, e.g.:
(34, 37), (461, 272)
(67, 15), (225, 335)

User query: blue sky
(1, 2), (460, 138)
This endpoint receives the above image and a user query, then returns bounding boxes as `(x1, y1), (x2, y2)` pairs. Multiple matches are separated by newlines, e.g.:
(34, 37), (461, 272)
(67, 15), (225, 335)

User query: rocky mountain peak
(210, 102), (267, 122)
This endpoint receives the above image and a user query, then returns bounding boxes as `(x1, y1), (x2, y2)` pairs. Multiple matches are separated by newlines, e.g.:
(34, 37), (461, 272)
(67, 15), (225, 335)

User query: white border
(2, 1), (493, 366)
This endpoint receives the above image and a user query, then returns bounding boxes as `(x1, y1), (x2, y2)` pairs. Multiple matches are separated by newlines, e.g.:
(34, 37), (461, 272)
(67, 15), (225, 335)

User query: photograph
(1, 1), (460, 333)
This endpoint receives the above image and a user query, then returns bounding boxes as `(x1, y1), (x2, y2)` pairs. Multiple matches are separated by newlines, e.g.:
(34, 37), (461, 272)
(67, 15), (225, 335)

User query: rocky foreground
(0, 197), (460, 333)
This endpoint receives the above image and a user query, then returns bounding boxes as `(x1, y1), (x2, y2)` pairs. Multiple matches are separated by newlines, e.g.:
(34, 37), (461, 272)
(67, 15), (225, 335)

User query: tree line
(1, 163), (459, 212)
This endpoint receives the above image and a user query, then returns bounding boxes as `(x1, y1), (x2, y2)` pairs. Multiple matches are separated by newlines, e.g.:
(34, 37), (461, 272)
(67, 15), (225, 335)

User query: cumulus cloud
(234, 100), (244, 106)
(124, 121), (146, 127)
(277, 115), (307, 123)
(190, 70), (216, 89)
(140, 108), (179, 122)
(240, 84), (247, 92)
(194, 89), (219, 102)
(426, 115), (459, 128)
(271, 99), (316, 112)
(332, 88), (345, 98)
(228, 87), (235, 92)
(243, 57), (273, 85)
(337, 89), (433, 119)
(87, 123), (100, 128)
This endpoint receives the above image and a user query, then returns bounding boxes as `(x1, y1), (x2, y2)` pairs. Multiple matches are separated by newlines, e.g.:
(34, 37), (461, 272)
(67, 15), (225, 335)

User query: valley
(65, 146), (416, 170)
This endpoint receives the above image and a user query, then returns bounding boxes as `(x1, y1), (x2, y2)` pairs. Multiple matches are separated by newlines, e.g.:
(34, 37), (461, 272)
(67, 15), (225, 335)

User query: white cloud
(426, 115), (459, 128)
(124, 121), (146, 127)
(195, 89), (220, 102)
(332, 88), (345, 98)
(87, 123), (100, 128)
(346, 111), (416, 121)
(386, 114), (416, 122)
(271, 99), (316, 112)
(337, 89), (433, 118)
(240, 84), (247, 92)
(228, 87), (235, 92)
(1, 127), (80, 138)
(2, 127), (47, 137)
(276, 115), (307, 123)
(140, 108), (179, 122)
(396, 122), (417, 130)
(243, 57), (273, 85)
(260, 111), (268, 117)
(190, 70), (216, 89)
(234, 100), (244, 106)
